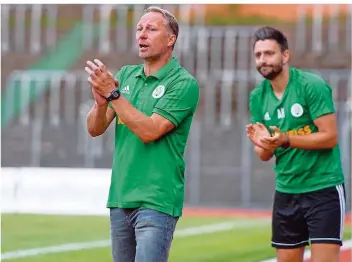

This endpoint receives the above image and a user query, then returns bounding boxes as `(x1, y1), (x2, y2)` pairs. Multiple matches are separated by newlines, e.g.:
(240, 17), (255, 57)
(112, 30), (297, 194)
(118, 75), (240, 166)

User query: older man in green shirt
(85, 6), (199, 262)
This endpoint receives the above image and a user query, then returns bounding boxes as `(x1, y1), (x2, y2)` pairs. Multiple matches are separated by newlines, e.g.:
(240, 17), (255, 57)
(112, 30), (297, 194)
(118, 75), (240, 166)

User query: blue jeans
(109, 207), (179, 262)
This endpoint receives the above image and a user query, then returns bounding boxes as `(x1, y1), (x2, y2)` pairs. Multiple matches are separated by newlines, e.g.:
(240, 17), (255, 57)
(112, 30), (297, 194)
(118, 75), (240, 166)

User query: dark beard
(257, 64), (283, 80)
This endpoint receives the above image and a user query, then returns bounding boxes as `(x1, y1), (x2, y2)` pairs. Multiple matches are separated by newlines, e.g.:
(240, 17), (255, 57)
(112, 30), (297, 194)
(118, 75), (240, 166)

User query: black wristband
(281, 134), (290, 148)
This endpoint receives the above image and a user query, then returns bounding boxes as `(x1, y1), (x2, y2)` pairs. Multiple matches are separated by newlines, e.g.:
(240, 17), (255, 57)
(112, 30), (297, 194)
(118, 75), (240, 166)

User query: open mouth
(139, 44), (149, 51)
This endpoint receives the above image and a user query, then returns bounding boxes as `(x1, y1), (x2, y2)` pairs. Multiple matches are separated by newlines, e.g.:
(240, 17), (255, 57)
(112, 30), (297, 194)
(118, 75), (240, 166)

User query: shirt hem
(276, 179), (345, 194)
(106, 201), (182, 217)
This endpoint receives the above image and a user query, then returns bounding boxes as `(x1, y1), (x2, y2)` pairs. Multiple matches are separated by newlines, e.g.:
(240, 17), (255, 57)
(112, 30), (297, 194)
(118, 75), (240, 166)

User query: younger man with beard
(246, 26), (346, 262)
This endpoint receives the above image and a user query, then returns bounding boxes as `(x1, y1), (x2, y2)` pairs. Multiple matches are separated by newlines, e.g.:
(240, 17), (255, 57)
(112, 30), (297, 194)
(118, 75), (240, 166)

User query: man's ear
(283, 49), (290, 64)
(167, 34), (176, 48)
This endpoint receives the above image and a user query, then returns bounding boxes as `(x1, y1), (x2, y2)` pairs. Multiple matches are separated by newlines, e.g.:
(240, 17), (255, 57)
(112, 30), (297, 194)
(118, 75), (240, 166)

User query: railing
(1, 4), (58, 54)
(2, 4), (350, 56)
(2, 69), (351, 208)
(295, 4), (351, 54)
(81, 4), (206, 54)
(4, 69), (350, 157)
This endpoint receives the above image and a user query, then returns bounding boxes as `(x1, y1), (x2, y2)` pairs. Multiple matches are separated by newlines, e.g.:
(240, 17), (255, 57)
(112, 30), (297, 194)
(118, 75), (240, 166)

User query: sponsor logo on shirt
(281, 125), (312, 136)
(121, 85), (130, 95)
(117, 116), (124, 125)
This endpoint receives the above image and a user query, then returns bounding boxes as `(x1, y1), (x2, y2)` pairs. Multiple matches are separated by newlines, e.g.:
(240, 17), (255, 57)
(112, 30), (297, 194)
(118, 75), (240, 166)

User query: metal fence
(0, 4), (205, 54)
(81, 4), (205, 54)
(1, 4), (351, 55)
(2, 69), (351, 209)
(295, 4), (352, 53)
(1, 4), (58, 53)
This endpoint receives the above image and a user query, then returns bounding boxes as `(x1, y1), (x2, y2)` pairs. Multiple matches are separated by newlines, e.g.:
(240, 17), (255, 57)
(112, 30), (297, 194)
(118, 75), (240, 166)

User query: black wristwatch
(106, 88), (121, 102)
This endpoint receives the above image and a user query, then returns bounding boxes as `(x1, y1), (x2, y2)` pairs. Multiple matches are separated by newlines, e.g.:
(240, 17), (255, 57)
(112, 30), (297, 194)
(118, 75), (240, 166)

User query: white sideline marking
(259, 239), (352, 262)
(1, 219), (269, 260)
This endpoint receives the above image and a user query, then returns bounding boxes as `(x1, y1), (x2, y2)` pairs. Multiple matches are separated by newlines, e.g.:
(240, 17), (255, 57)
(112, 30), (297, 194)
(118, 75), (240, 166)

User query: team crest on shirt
(264, 112), (271, 120)
(152, 85), (165, 98)
(291, 103), (304, 117)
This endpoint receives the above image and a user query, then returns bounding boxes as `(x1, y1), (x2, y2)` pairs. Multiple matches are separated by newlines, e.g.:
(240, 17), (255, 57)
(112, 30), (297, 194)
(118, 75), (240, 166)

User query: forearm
(254, 146), (274, 161)
(110, 96), (159, 142)
(288, 132), (337, 149)
(87, 103), (109, 136)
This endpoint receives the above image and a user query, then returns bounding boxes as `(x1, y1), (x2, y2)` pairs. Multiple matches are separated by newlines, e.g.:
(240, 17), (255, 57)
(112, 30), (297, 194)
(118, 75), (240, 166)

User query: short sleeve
(249, 91), (262, 124)
(109, 66), (126, 109)
(153, 79), (200, 127)
(306, 80), (335, 120)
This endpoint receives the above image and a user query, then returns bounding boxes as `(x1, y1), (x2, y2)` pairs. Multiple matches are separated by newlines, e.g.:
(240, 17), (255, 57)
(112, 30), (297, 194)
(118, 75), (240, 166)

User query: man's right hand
(246, 123), (275, 151)
(85, 61), (119, 106)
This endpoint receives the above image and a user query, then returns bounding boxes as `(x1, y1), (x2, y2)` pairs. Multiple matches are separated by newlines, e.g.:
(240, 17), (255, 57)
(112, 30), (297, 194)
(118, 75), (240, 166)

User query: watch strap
(106, 89), (120, 102)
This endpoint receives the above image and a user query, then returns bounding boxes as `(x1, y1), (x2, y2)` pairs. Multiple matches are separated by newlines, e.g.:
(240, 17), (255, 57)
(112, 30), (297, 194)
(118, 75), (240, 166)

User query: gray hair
(144, 6), (179, 49)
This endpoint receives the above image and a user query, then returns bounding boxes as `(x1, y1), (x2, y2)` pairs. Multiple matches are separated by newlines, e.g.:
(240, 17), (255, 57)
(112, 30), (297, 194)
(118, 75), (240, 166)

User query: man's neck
(144, 52), (172, 76)
(270, 66), (290, 95)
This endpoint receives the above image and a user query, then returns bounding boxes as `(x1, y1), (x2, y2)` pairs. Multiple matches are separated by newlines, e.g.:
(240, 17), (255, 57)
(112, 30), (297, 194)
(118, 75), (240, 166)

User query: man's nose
(259, 55), (266, 64)
(138, 29), (147, 39)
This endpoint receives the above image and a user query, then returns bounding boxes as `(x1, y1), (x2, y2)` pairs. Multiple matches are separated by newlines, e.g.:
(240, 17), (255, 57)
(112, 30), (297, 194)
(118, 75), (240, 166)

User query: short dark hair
(253, 26), (289, 52)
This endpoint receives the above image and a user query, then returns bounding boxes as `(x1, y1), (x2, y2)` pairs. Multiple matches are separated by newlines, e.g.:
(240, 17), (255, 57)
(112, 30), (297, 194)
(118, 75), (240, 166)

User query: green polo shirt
(107, 57), (200, 217)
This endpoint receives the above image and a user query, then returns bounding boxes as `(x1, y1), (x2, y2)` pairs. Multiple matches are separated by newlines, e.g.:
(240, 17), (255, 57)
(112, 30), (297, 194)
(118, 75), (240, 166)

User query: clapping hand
(259, 126), (288, 149)
(246, 123), (276, 151)
(85, 59), (118, 105)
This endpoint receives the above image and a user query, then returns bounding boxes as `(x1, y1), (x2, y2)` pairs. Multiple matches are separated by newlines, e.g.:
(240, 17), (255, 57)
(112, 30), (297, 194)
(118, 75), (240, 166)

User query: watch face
(106, 89), (120, 102)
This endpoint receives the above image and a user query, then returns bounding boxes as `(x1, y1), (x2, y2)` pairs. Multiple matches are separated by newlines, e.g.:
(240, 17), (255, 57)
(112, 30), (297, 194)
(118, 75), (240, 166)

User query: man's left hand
(85, 59), (117, 98)
(260, 126), (288, 149)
